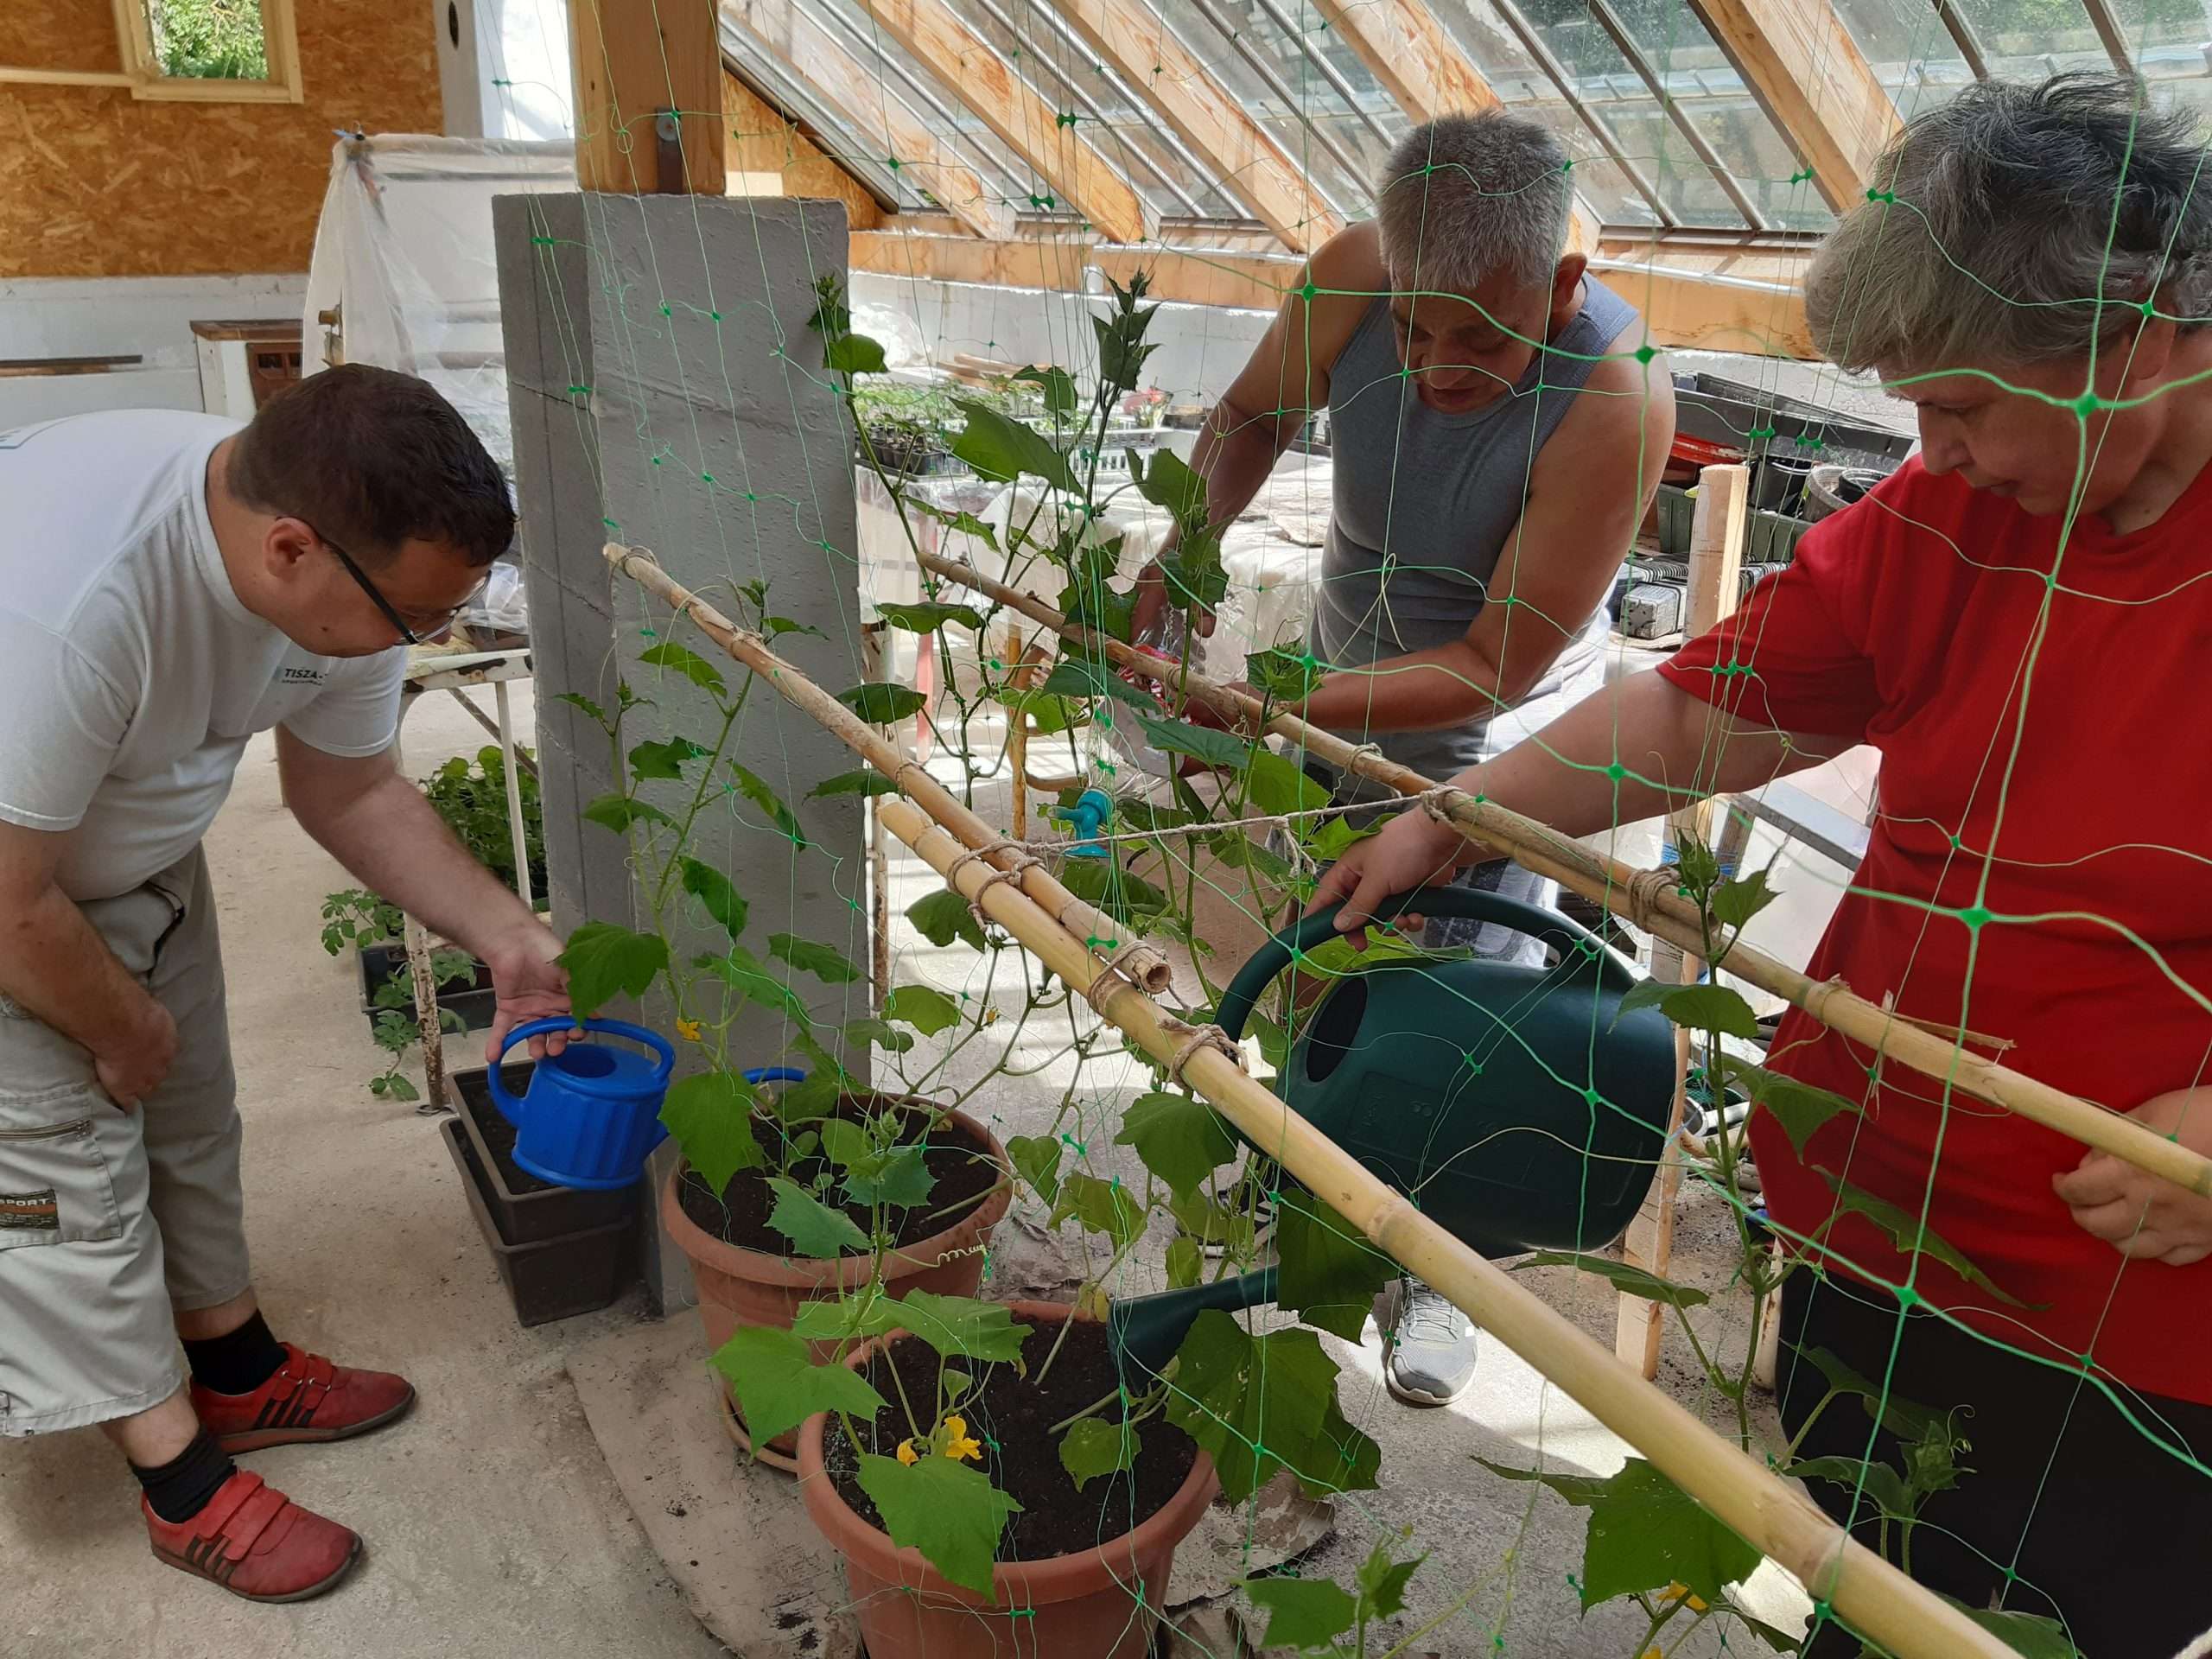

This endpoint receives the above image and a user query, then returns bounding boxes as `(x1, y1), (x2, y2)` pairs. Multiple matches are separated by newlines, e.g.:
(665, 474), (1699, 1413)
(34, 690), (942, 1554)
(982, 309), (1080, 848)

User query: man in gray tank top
(1135, 111), (1675, 1408)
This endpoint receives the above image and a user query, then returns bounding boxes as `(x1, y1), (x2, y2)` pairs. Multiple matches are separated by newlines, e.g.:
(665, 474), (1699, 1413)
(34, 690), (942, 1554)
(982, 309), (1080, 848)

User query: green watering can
(1109, 886), (1679, 1373)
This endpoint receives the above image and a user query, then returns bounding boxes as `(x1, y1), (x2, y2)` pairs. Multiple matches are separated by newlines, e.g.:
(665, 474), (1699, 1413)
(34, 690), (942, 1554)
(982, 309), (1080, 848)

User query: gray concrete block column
(497, 192), (869, 1313)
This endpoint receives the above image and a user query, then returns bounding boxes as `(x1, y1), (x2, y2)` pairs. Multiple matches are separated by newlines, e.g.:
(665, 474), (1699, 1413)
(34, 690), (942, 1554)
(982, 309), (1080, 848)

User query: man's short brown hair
(228, 364), (515, 566)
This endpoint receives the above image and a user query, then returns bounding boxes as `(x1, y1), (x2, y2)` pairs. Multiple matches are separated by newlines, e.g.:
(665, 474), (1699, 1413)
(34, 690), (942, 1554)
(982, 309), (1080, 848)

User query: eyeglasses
(314, 529), (484, 646)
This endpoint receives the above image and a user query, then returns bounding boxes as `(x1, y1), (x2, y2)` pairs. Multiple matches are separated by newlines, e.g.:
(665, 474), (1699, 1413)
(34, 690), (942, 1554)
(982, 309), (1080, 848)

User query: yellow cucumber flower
(895, 1439), (918, 1465)
(940, 1414), (982, 1462)
(675, 1016), (702, 1041)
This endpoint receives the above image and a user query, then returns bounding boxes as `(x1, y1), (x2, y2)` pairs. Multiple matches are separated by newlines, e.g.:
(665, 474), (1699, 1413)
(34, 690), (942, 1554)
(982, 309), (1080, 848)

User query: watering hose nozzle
(1052, 788), (1114, 858)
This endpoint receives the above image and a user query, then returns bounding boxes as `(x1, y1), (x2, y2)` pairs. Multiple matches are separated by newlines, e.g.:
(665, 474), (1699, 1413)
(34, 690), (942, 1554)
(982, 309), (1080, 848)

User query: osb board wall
(722, 69), (884, 232)
(2, 0), (442, 278)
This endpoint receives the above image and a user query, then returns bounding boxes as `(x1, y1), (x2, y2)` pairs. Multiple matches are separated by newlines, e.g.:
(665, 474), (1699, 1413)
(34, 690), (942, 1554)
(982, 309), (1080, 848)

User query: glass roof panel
(1427, 0), (1662, 227)
(1149, 0), (1390, 219)
(804, 0), (1040, 213)
(2101, 0), (2212, 127)
(933, 0), (1243, 220)
(1500, 0), (1750, 227)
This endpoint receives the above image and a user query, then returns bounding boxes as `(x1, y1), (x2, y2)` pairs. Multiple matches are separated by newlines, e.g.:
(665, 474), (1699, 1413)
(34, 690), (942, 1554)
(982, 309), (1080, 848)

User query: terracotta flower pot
(797, 1300), (1219, 1659)
(663, 1103), (1012, 1463)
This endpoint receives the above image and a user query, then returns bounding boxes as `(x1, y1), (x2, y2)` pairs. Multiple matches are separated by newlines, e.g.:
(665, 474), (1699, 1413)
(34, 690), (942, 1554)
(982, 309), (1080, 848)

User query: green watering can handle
(1214, 885), (1637, 1042)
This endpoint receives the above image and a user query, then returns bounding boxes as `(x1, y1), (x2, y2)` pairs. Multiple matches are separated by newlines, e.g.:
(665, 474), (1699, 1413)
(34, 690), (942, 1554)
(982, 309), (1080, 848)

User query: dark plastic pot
(439, 1119), (634, 1326)
(359, 941), (499, 1033)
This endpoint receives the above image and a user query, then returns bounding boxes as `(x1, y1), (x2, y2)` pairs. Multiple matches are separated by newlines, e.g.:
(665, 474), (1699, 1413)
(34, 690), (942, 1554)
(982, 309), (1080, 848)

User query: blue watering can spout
(486, 1017), (677, 1192)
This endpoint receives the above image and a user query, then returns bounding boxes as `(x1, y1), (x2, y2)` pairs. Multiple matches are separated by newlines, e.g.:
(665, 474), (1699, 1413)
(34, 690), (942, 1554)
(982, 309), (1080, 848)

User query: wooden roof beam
(1682, 0), (1899, 213)
(1303, 0), (1598, 253)
(1058, 0), (1340, 253)
(850, 231), (1815, 357)
(850, 0), (1154, 245)
(721, 0), (1014, 239)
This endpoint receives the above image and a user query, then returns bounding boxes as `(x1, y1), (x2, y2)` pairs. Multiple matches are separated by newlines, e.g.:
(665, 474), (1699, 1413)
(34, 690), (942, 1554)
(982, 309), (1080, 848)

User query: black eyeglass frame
(311, 526), (483, 646)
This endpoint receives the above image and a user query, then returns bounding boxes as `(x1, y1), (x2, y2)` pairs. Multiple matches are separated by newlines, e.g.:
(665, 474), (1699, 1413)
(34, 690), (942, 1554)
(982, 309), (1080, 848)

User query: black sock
(181, 1311), (286, 1396)
(132, 1429), (236, 1525)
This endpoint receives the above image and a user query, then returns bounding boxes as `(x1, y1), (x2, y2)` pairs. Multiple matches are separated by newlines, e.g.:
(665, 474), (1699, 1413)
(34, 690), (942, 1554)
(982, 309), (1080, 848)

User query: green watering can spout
(1108, 887), (1676, 1376)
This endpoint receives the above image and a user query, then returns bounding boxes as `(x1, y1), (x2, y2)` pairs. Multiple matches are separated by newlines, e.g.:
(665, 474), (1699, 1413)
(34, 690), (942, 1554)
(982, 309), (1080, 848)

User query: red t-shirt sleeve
(1655, 497), (1887, 745)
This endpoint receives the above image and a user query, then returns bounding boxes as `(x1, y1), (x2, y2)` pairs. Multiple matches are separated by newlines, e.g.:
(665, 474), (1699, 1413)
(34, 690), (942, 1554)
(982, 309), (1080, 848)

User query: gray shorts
(0, 848), (247, 1436)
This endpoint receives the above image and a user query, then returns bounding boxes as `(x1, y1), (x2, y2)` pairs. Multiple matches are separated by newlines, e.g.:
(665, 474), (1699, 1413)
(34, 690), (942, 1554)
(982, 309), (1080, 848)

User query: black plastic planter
(440, 1120), (635, 1327)
(359, 942), (499, 1034)
(447, 1064), (639, 1243)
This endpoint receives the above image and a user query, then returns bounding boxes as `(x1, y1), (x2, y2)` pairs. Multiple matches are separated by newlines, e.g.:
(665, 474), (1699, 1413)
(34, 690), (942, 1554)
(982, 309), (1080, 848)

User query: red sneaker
(190, 1344), (416, 1454)
(143, 1471), (362, 1603)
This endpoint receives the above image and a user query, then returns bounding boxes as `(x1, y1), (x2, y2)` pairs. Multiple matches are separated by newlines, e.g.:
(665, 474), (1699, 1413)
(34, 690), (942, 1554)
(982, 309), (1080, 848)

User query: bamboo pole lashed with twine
(605, 545), (1170, 994)
(877, 793), (2011, 1659)
(909, 544), (2212, 1201)
(600, 546), (2012, 1659)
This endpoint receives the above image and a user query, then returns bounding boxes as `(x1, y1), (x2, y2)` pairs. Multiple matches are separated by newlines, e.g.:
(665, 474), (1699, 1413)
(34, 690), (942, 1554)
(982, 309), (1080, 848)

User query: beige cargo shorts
(0, 847), (248, 1436)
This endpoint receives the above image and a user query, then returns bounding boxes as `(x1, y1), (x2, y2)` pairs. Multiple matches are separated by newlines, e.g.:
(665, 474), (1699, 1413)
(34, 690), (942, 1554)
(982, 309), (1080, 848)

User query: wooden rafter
(1303, 0), (1597, 252)
(570, 0), (726, 194)
(850, 229), (1816, 357)
(1303, 0), (1496, 122)
(721, 0), (1014, 238)
(849, 0), (1154, 245)
(1683, 0), (1899, 212)
(1057, 0), (1340, 253)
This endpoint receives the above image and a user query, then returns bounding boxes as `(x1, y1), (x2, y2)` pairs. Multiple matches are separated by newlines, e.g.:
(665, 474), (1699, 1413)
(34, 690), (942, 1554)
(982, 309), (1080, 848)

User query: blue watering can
(488, 1017), (677, 1191)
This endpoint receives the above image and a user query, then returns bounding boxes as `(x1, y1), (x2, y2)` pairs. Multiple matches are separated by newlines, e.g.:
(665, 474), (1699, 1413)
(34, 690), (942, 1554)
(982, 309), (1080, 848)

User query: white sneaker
(1378, 1276), (1478, 1407)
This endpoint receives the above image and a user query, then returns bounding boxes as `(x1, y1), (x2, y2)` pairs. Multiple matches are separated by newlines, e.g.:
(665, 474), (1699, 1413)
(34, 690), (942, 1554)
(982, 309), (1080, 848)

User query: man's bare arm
(277, 731), (569, 1057)
(1135, 226), (1382, 636)
(0, 822), (176, 1107)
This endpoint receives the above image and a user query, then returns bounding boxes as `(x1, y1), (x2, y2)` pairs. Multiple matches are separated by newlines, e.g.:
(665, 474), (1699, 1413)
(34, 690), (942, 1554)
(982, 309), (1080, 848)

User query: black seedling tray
(441, 1120), (635, 1327)
(448, 1063), (639, 1243)
(359, 942), (499, 1034)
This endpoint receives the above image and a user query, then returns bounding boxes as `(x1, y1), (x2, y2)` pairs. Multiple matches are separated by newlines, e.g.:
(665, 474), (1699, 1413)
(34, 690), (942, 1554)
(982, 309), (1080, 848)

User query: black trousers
(1778, 1272), (2212, 1658)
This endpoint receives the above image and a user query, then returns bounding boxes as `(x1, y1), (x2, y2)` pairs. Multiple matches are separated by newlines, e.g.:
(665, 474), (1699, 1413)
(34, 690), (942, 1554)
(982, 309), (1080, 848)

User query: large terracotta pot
(797, 1300), (1219, 1659)
(663, 1103), (1011, 1462)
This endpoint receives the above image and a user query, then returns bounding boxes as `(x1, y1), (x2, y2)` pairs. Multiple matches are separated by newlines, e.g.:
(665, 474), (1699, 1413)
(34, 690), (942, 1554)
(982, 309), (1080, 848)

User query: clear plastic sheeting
(302, 134), (575, 475)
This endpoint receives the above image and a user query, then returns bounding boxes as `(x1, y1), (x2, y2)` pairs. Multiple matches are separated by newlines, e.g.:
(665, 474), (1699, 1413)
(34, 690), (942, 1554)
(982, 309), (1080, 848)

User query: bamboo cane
(874, 792), (2011, 1659)
(603, 544), (1171, 994)
(912, 545), (2212, 1199)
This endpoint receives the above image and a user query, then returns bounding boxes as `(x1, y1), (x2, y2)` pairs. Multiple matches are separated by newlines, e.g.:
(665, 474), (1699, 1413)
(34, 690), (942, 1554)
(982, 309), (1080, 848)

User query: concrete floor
(0, 686), (724, 1659)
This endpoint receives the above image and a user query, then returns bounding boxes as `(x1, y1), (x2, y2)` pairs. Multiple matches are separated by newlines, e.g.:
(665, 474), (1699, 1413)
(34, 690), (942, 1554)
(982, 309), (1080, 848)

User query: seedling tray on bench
(447, 1062), (639, 1243)
(358, 941), (499, 1034)
(440, 1119), (635, 1327)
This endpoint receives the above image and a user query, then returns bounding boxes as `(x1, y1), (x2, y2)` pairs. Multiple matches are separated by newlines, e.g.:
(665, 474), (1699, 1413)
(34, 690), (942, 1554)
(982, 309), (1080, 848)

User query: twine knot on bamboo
(1625, 867), (1685, 930)
(1416, 785), (1461, 826)
(1159, 1016), (1244, 1086)
(956, 849), (1042, 925)
(1084, 939), (1157, 1015)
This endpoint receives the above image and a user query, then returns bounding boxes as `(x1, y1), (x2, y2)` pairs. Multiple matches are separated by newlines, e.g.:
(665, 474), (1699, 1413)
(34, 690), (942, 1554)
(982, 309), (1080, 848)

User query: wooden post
(569, 0), (725, 194)
(1615, 462), (1750, 1377)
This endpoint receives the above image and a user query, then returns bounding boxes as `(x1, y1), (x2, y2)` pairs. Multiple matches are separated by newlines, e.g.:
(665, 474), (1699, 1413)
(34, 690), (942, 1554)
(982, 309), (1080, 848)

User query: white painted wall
(851, 271), (1273, 407)
(436, 0), (575, 142)
(0, 274), (307, 429)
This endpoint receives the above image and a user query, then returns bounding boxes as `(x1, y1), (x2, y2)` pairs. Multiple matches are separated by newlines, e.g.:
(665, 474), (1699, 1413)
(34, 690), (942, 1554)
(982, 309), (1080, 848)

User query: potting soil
(676, 1107), (1001, 1253)
(823, 1319), (1198, 1562)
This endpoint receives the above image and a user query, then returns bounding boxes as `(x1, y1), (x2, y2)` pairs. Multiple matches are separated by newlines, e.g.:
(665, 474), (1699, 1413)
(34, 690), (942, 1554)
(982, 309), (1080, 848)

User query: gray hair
(1807, 73), (2212, 372)
(1374, 111), (1573, 292)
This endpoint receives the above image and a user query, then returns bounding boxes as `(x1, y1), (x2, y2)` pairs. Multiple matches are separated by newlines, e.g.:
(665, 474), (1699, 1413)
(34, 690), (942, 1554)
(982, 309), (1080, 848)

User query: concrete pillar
(496, 194), (868, 1313)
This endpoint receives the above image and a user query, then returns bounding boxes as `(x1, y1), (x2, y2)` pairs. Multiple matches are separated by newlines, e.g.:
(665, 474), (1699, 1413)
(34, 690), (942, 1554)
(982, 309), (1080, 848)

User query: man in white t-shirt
(0, 365), (570, 1603)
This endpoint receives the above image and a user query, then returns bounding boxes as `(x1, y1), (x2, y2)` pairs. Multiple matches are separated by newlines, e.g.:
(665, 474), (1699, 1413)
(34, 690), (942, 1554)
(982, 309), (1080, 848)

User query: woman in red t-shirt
(1313, 74), (2212, 1656)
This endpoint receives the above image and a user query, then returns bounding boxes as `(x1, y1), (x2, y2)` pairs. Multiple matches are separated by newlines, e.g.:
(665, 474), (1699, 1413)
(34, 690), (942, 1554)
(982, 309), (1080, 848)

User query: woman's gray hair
(1374, 111), (1573, 293)
(1808, 73), (2212, 372)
